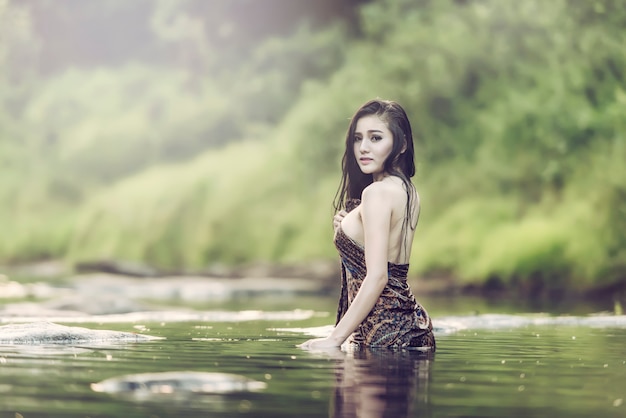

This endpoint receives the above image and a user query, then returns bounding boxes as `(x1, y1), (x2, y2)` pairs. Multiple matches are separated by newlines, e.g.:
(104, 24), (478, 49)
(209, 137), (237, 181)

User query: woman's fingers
(333, 210), (348, 230)
(297, 338), (318, 349)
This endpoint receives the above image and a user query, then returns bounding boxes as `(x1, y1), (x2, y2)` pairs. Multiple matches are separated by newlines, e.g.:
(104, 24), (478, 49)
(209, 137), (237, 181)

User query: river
(1, 285), (625, 417)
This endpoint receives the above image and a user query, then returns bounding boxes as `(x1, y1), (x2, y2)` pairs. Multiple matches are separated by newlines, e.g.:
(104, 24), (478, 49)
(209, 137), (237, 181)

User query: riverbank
(2, 259), (624, 314)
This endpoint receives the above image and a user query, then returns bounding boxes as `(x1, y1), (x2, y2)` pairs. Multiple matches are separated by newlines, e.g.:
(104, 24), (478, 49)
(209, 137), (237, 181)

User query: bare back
(339, 176), (419, 265)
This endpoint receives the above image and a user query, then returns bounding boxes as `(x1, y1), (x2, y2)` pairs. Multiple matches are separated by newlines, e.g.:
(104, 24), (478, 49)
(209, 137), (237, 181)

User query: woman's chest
(340, 206), (364, 246)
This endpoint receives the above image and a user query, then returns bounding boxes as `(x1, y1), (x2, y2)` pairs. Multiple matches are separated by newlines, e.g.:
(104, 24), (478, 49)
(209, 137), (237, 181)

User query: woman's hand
(298, 337), (341, 351)
(333, 210), (348, 233)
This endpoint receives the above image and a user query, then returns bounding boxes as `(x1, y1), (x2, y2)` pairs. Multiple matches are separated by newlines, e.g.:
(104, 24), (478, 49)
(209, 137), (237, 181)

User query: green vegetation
(1, 0), (624, 295)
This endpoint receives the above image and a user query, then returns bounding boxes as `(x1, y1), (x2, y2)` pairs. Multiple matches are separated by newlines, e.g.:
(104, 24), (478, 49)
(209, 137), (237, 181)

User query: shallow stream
(1, 294), (625, 417)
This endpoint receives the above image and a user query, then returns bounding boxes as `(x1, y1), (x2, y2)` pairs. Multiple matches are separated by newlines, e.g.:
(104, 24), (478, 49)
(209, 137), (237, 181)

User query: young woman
(300, 99), (435, 350)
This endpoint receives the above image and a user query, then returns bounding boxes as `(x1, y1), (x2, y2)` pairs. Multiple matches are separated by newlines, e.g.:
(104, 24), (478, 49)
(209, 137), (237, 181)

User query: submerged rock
(91, 371), (267, 396)
(0, 322), (162, 344)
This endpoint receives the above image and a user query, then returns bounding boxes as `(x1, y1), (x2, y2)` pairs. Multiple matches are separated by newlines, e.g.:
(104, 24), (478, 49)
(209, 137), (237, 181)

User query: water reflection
(330, 348), (433, 418)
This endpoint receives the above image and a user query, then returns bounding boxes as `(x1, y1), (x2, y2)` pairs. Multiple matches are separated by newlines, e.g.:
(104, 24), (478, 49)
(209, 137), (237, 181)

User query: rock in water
(91, 371), (267, 396)
(0, 322), (161, 344)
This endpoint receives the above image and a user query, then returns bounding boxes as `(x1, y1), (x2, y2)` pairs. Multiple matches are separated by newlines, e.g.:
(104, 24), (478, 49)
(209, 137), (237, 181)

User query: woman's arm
(299, 183), (392, 349)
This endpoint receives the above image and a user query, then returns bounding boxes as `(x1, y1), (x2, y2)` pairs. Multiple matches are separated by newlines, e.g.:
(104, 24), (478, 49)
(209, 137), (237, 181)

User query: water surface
(0, 295), (624, 417)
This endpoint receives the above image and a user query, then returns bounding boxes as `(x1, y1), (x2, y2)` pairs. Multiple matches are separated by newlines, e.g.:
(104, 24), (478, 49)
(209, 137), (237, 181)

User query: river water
(1, 294), (625, 417)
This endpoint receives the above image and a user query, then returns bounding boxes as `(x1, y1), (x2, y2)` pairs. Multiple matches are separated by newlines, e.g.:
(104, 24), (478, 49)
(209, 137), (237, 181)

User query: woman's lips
(359, 158), (372, 165)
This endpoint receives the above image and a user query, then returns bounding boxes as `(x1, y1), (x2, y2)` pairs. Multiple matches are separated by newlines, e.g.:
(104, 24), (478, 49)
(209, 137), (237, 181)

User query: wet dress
(334, 199), (435, 350)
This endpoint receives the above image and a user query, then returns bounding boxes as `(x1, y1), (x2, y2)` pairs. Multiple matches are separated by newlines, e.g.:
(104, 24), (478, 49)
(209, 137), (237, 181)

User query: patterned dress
(335, 199), (435, 350)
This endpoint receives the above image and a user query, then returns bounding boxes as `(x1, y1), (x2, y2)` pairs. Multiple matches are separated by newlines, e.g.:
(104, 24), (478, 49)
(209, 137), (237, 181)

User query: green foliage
(1, 0), (625, 294)
(66, 138), (338, 268)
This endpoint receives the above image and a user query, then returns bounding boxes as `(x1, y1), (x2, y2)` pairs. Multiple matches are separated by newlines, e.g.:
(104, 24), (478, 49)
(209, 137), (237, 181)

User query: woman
(300, 99), (435, 350)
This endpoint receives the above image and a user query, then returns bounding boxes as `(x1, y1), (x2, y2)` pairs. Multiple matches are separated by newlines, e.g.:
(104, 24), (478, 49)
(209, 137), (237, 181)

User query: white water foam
(433, 313), (626, 334)
(0, 322), (162, 345)
(0, 309), (315, 324)
(274, 314), (626, 338)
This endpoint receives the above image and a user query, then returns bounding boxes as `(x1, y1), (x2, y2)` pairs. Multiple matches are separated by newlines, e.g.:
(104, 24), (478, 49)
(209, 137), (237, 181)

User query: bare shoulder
(364, 177), (415, 201)
(363, 178), (419, 221)
(361, 181), (397, 209)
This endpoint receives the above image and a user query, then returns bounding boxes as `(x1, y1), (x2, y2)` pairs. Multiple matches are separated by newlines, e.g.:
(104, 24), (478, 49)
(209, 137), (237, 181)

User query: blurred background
(1, 0), (624, 299)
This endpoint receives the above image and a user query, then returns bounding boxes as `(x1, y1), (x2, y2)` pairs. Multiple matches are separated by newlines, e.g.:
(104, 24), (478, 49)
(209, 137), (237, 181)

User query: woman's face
(353, 114), (394, 180)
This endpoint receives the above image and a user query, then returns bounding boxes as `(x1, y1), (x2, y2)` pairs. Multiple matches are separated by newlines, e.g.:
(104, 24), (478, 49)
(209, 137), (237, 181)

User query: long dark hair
(334, 99), (417, 224)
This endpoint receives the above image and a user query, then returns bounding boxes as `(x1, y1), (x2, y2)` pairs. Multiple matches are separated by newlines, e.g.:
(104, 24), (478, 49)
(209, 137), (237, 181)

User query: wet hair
(334, 99), (418, 230)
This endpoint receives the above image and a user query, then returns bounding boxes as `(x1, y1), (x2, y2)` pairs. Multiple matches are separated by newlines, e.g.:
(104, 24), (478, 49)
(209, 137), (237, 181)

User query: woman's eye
(354, 136), (362, 142)
(371, 135), (382, 141)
